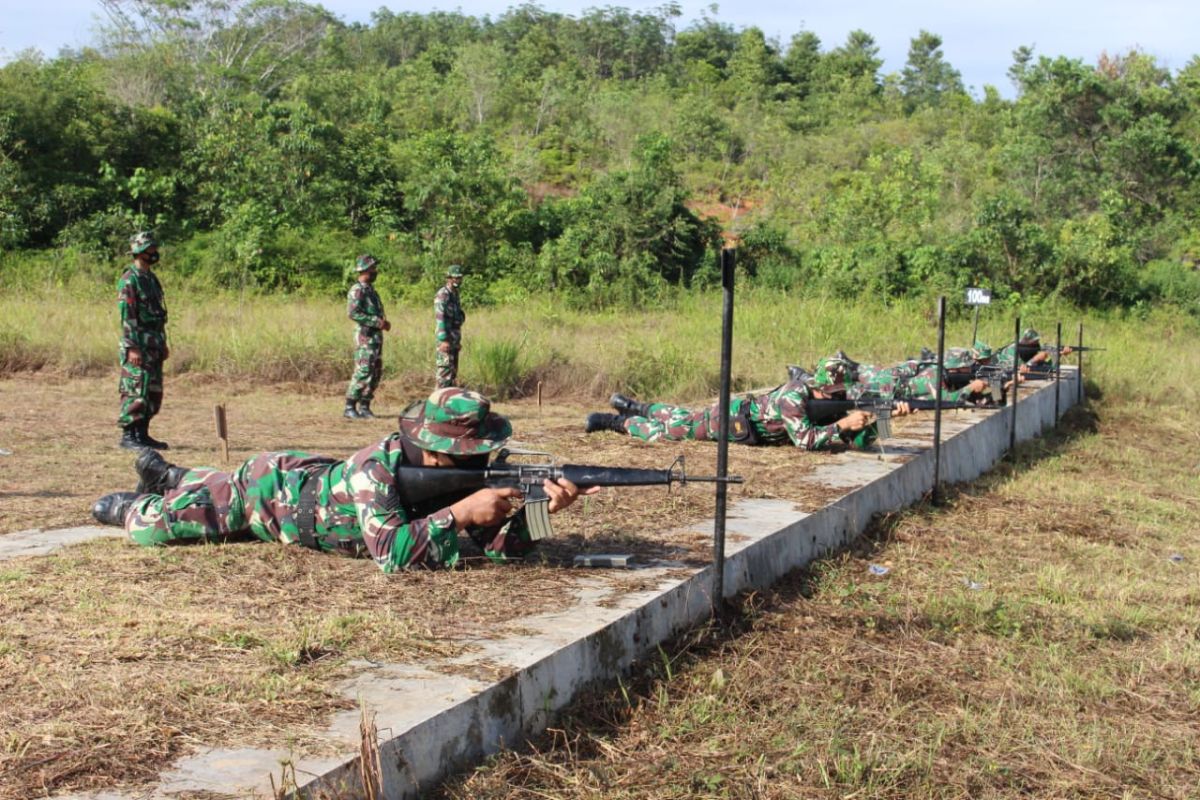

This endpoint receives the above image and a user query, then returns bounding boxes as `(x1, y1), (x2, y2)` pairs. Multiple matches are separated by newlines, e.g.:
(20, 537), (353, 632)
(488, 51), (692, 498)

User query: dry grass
(437, 402), (1200, 799)
(0, 372), (863, 798)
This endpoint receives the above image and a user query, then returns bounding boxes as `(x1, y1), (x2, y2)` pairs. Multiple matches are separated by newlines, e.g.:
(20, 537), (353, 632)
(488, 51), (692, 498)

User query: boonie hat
(398, 388), (511, 456)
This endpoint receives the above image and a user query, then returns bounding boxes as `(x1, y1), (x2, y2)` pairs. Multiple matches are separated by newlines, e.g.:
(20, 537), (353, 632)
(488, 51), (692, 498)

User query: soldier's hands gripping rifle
(974, 364), (1053, 404)
(393, 449), (743, 541)
(806, 395), (987, 439)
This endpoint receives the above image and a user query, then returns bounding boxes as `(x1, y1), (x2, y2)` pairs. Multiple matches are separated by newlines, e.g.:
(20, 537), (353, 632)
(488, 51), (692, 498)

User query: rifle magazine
(525, 498), (555, 541)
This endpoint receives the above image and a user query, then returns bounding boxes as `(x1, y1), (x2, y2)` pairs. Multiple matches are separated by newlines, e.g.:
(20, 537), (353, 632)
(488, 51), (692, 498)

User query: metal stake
(932, 296), (946, 505)
(1009, 317), (1020, 452)
(1077, 322), (1084, 402)
(1054, 321), (1062, 422)
(712, 248), (736, 607)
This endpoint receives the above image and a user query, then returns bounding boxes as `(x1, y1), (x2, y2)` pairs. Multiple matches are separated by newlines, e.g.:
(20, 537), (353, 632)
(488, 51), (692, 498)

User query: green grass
(3, 285), (1196, 404)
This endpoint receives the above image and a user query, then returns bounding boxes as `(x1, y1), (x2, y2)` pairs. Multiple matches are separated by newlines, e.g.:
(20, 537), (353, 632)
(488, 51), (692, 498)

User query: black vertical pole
(1009, 316), (1021, 452)
(1054, 321), (1062, 422)
(1077, 322), (1084, 403)
(932, 296), (946, 505)
(970, 305), (981, 347)
(712, 248), (735, 608)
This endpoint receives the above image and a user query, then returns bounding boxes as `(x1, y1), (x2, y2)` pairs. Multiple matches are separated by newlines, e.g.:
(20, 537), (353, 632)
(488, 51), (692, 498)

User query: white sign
(965, 287), (992, 306)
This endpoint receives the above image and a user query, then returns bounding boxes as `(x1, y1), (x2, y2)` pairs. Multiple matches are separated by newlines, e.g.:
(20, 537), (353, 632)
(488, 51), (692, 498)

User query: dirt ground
(0, 371), (903, 798)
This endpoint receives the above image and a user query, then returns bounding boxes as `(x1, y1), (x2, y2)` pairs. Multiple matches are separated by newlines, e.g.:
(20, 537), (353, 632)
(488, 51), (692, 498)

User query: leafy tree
(900, 30), (964, 111)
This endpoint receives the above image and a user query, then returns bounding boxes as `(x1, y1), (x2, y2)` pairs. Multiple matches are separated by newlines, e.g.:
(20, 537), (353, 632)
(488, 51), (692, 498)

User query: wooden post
(214, 404), (229, 464)
(536, 381), (543, 415)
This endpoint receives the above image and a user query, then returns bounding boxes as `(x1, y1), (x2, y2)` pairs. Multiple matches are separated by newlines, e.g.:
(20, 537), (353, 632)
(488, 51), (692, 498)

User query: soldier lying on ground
(91, 389), (595, 571)
(584, 356), (914, 451)
(994, 328), (1073, 371)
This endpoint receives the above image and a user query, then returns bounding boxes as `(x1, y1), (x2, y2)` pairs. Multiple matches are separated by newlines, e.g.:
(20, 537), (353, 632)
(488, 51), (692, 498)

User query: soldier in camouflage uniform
(994, 328), (1072, 371)
(344, 254), (390, 420)
(586, 357), (911, 451)
(902, 347), (991, 402)
(116, 231), (170, 450)
(434, 264), (466, 388)
(90, 389), (593, 570)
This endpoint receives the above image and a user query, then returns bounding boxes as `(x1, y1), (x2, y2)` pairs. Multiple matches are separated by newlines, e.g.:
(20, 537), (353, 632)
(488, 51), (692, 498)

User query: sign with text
(965, 287), (992, 306)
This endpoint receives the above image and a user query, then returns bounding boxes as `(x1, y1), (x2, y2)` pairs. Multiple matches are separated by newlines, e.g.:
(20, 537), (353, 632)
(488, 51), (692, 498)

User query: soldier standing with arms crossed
(344, 254), (390, 420)
(434, 264), (466, 388)
(116, 231), (170, 450)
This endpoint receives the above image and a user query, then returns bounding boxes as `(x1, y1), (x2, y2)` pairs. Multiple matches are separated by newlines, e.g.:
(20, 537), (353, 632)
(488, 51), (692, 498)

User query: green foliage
(3, 10), (1200, 312)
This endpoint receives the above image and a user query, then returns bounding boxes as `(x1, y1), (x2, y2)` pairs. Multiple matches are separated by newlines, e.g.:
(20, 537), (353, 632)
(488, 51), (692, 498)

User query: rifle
(392, 449), (743, 541)
(974, 363), (1054, 404)
(807, 395), (987, 439)
(1041, 345), (1105, 353)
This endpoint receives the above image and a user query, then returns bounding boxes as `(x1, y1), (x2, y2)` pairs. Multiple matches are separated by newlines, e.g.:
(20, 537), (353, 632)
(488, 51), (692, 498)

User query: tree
(900, 30), (964, 111)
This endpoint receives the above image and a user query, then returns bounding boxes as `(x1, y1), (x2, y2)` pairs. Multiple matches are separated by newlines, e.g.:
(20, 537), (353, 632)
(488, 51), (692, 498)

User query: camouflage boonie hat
(808, 356), (857, 393)
(130, 231), (157, 255)
(446, 264), (465, 278)
(355, 254), (379, 272)
(1019, 327), (1041, 344)
(970, 340), (994, 362)
(398, 388), (511, 455)
(943, 347), (975, 369)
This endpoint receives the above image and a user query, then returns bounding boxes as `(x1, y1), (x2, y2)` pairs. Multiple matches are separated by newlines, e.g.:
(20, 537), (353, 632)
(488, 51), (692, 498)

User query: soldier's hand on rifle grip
(837, 410), (872, 432)
(449, 487), (521, 531)
(893, 401), (914, 417)
(543, 477), (600, 513)
(967, 379), (988, 395)
(127, 348), (142, 367)
(1059, 345), (1073, 356)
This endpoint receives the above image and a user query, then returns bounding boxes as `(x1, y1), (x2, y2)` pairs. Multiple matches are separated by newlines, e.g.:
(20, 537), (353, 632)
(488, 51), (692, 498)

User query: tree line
(2, 0), (1199, 310)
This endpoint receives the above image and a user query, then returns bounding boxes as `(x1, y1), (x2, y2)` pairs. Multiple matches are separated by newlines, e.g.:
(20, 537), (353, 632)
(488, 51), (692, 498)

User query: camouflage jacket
(314, 433), (530, 571)
(347, 281), (386, 331)
(434, 285), (465, 347)
(117, 264), (167, 352)
(747, 380), (876, 451)
(904, 365), (976, 402)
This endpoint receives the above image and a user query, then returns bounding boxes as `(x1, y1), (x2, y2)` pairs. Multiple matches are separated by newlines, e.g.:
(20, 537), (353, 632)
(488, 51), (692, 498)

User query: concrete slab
(40, 370), (1080, 800)
(0, 524), (123, 560)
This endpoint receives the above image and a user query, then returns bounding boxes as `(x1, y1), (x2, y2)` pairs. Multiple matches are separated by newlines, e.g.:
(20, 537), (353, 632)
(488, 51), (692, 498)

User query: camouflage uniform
(345, 260), (387, 404)
(994, 328), (1043, 370)
(903, 347), (981, 402)
(434, 265), (466, 388)
(621, 358), (876, 451)
(116, 254), (168, 429)
(121, 388), (535, 570)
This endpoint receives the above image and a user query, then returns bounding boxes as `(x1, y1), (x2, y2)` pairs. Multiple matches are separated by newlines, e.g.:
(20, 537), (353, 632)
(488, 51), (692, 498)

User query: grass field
(1, 291), (1198, 798)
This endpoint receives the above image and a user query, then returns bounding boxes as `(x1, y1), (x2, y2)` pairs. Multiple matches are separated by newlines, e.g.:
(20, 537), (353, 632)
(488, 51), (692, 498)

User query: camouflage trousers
(125, 451), (337, 547)
(623, 398), (747, 443)
(435, 346), (460, 389)
(117, 347), (164, 427)
(346, 330), (383, 401)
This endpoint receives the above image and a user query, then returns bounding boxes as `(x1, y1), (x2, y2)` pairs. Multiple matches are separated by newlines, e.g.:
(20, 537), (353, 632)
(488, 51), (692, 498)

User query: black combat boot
(139, 420), (170, 450)
(119, 424), (142, 450)
(343, 400), (360, 420)
(92, 492), (142, 527)
(356, 400), (376, 419)
(608, 393), (652, 418)
(135, 448), (189, 495)
(585, 412), (629, 434)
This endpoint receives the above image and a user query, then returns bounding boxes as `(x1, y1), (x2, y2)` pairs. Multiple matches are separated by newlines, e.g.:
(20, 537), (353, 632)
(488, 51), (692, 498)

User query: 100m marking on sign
(965, 287), (992, 306)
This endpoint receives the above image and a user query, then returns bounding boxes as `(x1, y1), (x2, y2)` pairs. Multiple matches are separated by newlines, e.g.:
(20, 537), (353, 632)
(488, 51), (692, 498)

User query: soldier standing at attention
(434, 264), (466, 388)
(116, 231), (170, 450)
(344, 254), (390, 420)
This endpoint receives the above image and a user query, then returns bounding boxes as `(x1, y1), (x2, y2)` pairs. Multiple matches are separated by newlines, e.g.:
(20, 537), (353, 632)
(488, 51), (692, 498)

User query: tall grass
(1, 286), (1196, 403)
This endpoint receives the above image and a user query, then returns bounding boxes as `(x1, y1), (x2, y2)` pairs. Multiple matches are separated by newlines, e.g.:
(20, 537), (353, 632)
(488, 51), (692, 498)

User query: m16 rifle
(974, 363), (1055, 404)
(393, 449), (743, 540)
(806, 395), (989, 440)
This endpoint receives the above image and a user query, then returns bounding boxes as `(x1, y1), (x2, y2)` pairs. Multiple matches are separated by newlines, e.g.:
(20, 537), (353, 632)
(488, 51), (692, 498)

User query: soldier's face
(448, 276), (462, 289)
(136, 248), (159, 268)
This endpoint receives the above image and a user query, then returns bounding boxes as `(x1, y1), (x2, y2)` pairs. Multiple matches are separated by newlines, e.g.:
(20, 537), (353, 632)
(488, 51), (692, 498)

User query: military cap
(355, 254), (380, 272)
(808, 356), (857, 393)
(943, 347), (975, 369)
(970, 340), (994, 362)
(398, 387), (511, 456)
(1019, 328), (1041, 344)
(130, 231), (158, 255)
(446, 264), (465, 278)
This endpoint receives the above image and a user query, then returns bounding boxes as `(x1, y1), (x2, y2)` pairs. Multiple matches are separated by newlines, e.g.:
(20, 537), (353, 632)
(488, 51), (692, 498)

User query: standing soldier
(434, 264), (466, 388)
(344, 254), (390, 420)
(116, 231), (170, 450)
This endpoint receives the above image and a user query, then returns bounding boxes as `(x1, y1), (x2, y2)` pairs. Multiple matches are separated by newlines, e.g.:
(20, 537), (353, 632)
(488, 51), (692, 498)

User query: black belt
(295, 474), (322, 550)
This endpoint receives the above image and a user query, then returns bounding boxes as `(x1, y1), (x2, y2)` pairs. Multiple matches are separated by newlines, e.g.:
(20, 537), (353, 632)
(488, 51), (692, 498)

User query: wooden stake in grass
(537, 380), (543, 415)
(214, 403), (229, 464)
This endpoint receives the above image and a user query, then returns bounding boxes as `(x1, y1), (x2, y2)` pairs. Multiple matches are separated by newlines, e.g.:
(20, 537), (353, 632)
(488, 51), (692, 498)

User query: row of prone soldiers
(90, 329), (1069, 573)
(113, 235), (466, 450)
(581, 329), (1070, 451)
